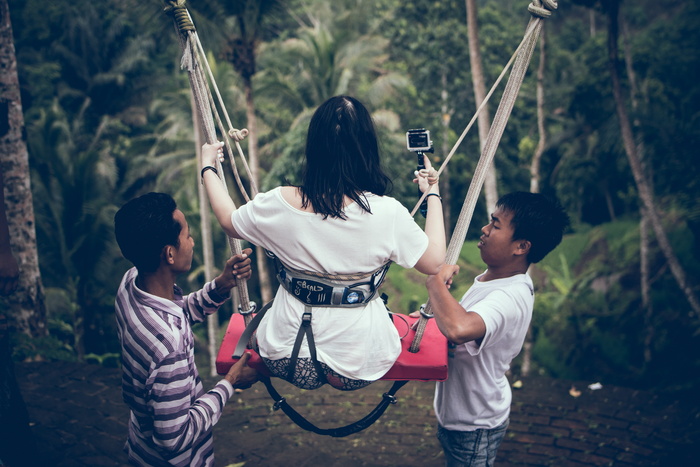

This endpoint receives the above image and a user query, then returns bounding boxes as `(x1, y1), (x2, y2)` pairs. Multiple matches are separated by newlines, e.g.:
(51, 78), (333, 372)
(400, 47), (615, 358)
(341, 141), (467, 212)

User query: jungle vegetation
(2, 0), (699, 394)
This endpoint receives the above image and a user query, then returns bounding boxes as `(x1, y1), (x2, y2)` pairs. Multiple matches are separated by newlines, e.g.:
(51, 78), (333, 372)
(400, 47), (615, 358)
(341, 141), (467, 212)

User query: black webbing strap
(287, 307), (326, 383)
(261, 376), (408, 437)
(232, 300), (274, 358)
(232, 262), (405, 436)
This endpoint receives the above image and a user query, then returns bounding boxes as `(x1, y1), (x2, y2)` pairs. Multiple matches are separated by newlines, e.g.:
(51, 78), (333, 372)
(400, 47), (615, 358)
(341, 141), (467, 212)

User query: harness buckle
(383, 393), (398, 404)
(273, 397), (286, 410)
(301, 312), (312, 327)
(239, 301), (257, 315)
(343, 289), (364, 305)
(419, 304), (434, 319)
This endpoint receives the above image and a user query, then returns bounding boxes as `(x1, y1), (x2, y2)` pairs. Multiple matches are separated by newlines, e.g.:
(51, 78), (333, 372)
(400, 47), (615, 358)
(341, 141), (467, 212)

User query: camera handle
(417, 152), (425, 171)
(416, 151), (428, 217)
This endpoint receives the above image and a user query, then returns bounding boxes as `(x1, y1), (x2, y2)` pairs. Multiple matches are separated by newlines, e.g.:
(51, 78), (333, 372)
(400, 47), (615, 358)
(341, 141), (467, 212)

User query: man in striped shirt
(114, 192), (258, 466)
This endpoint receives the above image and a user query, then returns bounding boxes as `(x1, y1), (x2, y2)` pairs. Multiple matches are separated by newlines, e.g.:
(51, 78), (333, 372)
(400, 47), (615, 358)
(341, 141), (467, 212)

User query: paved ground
(15, 361), (700, 466)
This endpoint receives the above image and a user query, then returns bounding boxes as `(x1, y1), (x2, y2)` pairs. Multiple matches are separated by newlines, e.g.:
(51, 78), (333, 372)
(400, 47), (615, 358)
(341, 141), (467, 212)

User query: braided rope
(409, 0), (557, 352)
(164, 1), (253, 322)
(191, 34), (258, 200)
(163, 0), (194, 32)
(192, 41), (252, 203)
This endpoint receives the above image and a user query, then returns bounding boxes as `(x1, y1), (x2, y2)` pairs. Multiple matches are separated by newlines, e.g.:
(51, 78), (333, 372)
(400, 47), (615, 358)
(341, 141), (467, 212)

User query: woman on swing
(201, 95), (445, 391)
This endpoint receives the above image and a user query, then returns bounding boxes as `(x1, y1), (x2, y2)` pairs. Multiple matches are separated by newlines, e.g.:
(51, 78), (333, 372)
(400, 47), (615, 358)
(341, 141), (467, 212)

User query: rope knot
(528, 0), (558, 19)
(163, 0), (195, 33)
(229, 128), (249, 142)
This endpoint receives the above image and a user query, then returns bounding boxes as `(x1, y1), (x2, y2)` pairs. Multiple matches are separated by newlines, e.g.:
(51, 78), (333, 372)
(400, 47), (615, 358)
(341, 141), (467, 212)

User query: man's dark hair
(301, 95), (393, 219)
(496, 192), (570, 264)
(114, 192), (181, 273)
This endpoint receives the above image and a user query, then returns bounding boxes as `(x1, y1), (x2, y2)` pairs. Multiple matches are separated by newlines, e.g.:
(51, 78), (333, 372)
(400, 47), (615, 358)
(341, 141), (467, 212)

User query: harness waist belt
(279, 269), (370, 307)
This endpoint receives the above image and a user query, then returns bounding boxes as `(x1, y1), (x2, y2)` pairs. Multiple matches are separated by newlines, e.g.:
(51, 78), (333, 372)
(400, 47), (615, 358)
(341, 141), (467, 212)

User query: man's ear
(514, 240), (531, 257)
(162, 245), (175, 265)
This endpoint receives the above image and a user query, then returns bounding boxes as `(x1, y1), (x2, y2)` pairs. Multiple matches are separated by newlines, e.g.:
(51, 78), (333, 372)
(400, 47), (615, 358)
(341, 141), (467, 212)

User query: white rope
(410, 19), (538, 217)
(410, 1), (558, 352)
(166, 1), (254, 316)
(191, 29), (258, 199)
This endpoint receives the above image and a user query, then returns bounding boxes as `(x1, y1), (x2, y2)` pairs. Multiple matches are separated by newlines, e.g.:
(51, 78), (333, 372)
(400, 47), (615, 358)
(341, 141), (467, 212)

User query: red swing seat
(215, 312), (448, 381)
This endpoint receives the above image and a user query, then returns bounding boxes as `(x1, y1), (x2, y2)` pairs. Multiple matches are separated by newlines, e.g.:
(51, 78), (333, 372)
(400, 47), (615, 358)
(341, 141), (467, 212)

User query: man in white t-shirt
(421, 192), (569, 466)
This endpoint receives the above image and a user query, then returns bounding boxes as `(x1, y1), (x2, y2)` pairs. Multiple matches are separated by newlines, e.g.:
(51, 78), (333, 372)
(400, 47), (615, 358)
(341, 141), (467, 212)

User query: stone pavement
(15, 361), (700, 466)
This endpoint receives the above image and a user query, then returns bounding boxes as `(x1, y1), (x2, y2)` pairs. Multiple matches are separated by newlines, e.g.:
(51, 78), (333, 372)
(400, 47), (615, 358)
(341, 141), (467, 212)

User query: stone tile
(14, 361), (699, 466)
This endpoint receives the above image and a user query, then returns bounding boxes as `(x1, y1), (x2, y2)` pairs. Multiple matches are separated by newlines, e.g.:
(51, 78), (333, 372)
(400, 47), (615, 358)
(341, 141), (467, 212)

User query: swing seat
(215, 313), (448, 381)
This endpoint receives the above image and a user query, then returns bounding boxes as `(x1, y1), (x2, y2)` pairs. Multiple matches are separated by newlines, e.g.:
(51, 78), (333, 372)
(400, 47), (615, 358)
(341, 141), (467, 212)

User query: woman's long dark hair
(300, 96), (393, 219)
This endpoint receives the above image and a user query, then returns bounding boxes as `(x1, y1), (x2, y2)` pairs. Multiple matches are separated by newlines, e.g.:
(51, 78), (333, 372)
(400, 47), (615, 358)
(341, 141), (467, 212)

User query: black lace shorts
(262, 357), (373, 391)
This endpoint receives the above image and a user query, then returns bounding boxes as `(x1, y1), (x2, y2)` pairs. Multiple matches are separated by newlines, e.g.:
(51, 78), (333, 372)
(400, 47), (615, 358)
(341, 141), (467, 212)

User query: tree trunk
(601, 185), (616, 221)
(466, 0), (498, 217)
(440, 71), (453, 233)
(0, 0), (46, 338)
(522, 31), (548, 378)
(529, 32), (546, 195)
(607, 1), (700, 318)
(621, 16), (654, 363)
(244, 81), (273, 304)
(640, 208), (653, 363)
(0, 2), (44, 458)
(193, 106), (220, 377)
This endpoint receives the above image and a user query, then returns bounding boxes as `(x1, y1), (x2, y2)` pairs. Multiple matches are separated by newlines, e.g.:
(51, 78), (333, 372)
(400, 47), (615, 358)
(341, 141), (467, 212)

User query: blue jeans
(437, 419), (509, 467)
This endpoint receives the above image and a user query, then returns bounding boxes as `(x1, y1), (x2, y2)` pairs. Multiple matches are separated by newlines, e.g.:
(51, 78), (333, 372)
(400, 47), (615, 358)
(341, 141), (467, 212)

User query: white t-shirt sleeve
(230, 189), (278, 249)
(464, 289), (521, 355)
(388, 200), (429, 269)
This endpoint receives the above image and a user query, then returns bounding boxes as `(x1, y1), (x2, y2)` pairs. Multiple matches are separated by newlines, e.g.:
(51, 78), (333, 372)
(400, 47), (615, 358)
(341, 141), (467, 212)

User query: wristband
(425, 193), (442, 201)
(201, 166), (218, 180)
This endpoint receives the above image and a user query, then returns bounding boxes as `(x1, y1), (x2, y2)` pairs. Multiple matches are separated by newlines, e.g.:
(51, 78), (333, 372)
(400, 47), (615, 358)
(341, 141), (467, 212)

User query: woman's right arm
(412, 156), (446, 275)
(201, 141), (241, 239)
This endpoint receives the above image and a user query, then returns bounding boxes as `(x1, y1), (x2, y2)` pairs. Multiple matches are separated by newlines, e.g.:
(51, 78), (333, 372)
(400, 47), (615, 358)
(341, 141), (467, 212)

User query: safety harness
(231, 252), (407, 437)
(271, 252), (391, 382)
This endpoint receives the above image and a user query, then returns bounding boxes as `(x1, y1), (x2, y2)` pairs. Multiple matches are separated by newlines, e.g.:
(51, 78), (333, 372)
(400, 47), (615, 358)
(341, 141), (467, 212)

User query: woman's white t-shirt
(231, 187), (429, 380)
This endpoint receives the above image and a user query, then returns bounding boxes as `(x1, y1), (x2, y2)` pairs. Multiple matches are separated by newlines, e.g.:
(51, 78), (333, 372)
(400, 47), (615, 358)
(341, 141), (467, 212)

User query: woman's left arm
(413, 155), (446, 275)
(201, 141), (241, 238)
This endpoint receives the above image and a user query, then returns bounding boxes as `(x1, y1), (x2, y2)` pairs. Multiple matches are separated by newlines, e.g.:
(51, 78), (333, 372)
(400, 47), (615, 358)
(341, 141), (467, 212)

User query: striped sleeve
(182, 280), (229, 324)
(146, 351), (234, 462)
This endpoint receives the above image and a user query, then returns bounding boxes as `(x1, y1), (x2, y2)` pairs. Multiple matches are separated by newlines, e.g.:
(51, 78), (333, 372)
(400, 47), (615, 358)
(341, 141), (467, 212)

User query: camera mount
(406, 129), (434, 217)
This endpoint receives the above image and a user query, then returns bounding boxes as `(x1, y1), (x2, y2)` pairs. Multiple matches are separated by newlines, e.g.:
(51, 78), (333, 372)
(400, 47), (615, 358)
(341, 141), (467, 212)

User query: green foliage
(11, 333), (77, 363)
(6, 0), (700, 393)
(12, 287), (78, 362)
(84, 353), (121, 368)
(383, 267), (428, 316)
(529, 218), (700, 390)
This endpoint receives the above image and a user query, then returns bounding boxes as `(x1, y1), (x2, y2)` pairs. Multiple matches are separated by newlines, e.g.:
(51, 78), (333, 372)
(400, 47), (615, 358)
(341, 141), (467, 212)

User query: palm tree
(258, 1), (408, 110)
(51, 0), (157, 130)
(28, 100), (126, 360)
(466, 0), (498, 216)
(17, 0), (168, 359)
(604, 0), (700, 318)
(255, 1), (410, 188)
(201, 0), (285, 304)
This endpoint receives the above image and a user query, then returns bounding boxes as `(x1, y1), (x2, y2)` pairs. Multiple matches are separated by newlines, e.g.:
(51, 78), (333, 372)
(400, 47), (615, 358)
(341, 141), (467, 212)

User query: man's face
(478, 207), (520, 268)
(171, 209), (195, 274)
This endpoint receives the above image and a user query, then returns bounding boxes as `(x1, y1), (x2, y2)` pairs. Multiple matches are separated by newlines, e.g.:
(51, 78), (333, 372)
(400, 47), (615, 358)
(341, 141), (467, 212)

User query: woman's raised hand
(413, 154), (440, 194)
(201, 141), (225, 168)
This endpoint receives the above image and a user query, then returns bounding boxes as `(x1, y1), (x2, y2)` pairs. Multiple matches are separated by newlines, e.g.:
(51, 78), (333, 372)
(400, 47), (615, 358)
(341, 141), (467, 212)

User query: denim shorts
(437, 419), (509, 467)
